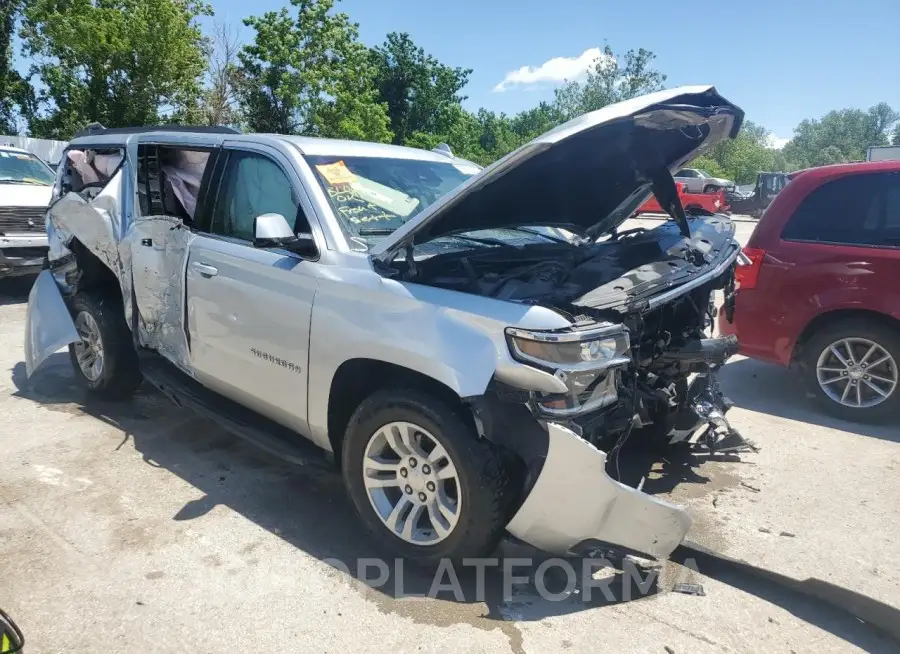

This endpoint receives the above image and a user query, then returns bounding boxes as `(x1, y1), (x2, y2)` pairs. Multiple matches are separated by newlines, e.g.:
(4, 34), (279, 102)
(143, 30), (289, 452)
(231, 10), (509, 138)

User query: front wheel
(68, 291), (142, 400)
(703, 184), (721, 194)
(801, 320), (900, 422)
(342, 389), (512, 565)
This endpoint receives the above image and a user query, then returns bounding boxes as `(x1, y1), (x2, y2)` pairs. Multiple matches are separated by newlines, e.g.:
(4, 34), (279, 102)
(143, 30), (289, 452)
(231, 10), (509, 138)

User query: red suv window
(781, 171), (900, 247)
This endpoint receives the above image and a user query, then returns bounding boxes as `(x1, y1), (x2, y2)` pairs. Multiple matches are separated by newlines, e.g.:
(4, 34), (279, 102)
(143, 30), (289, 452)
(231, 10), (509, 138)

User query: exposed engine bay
(398, 216), (754, 455)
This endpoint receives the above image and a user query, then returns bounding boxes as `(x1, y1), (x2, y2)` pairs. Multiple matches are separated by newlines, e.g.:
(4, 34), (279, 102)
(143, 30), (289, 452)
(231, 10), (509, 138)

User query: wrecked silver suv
(25, 87), (752, 564)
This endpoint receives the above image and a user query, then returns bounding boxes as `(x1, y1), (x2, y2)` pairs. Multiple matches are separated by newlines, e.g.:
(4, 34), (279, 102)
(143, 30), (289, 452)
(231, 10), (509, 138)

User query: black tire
(800, 319), (900, 422)
(703, 184), (721, 194)
(68, 291), (142, 400)
(342, 388), (512, 565)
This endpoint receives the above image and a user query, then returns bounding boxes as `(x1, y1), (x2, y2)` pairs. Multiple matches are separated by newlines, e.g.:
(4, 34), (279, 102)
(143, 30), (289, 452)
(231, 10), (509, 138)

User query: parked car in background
(0, 144), (55, 279)
(719, 160), (900, 421)
(727, 171), (792, 218)
(674, 167), (735, 194)
(635, 182), (728, 215)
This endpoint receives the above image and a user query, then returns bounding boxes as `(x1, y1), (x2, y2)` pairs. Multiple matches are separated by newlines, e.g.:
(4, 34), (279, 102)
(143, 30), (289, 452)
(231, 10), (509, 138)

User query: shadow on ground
(720, 357), (899, 443)
(9, 355), (896, 652)
(0, 276), (35, 307)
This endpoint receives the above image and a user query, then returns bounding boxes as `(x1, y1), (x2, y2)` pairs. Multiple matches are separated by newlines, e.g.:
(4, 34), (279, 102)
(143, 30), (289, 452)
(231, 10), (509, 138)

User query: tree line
(2, 0), (898, 183)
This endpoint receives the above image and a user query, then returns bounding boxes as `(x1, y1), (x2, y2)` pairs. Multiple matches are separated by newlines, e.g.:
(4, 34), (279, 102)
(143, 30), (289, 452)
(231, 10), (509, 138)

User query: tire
(342, 388), (512, 565)
(800, 319), (900, 422)
(703, 184), (721, 194)
(68, 291), (142, 400)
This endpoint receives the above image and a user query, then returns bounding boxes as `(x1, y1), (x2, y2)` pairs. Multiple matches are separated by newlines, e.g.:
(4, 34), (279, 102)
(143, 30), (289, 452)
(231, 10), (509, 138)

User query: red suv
(719, 160), (900, 421)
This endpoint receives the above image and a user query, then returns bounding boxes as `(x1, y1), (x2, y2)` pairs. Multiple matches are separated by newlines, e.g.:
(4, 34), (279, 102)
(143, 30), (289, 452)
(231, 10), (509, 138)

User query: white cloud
(493, 47), (612, 92)
(767, 135), (790, 149)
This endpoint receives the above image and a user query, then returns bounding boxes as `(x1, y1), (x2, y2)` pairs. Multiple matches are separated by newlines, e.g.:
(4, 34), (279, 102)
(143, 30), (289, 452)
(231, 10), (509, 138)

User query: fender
(305, 274), (571, 451)
(781, 289), (900, 364)
(24, 270), (79, 377)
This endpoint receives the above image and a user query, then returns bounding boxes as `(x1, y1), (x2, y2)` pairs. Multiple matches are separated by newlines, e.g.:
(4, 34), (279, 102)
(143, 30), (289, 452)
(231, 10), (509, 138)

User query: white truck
(0, 144), (55, 279)
(866, 145), (900, 162)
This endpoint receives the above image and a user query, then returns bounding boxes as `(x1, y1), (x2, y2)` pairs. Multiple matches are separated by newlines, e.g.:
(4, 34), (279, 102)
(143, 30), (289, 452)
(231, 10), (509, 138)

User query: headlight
(505, 324), (631, 416)
(506, 324), (630, 371)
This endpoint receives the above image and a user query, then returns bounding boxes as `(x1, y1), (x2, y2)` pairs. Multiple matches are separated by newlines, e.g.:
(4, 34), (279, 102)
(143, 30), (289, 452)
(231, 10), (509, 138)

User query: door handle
(191, 262), (218, 277)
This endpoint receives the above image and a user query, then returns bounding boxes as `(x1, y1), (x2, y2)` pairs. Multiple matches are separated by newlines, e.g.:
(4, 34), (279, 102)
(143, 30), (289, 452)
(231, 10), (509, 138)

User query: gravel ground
(1, 216), (898, 653)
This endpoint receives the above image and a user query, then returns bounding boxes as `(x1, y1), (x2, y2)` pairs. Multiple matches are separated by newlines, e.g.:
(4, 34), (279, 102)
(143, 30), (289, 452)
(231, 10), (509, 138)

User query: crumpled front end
(506, 422), (691, 560)
(24, 269), (79, 377)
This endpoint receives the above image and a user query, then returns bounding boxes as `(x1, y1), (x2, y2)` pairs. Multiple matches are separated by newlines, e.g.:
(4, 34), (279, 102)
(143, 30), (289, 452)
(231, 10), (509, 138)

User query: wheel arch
(793, 308), (900, 363)
(326, 358), (476, 465)
(68, 238), (121, 296)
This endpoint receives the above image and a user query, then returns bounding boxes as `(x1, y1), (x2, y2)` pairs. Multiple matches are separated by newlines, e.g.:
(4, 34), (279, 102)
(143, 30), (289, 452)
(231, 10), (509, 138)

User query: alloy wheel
(73, 311), (104, 382)
(362, 421), (461, 545)
(816, 337), (898, 409)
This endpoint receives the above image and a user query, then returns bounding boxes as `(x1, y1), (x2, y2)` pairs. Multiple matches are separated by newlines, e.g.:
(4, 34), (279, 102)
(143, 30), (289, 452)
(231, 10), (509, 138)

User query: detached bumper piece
(506, 423), (692, 560)
(660, 335), (758, 453)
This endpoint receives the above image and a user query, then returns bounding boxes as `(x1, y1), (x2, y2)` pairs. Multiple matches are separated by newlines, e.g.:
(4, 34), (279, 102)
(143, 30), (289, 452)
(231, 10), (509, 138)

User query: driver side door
(186, 145), (320, 435)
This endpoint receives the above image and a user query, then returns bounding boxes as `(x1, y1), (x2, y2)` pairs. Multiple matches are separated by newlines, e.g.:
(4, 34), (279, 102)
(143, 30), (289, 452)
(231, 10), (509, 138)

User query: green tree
(553, 46), (666, 120)
(20, 0), (211, 138)
(239, 0), (390, 142)
(781, 104), (899, 167)
(694, 120), (776, 184)
(893, 122), (900, 146)
(1, 0), (33, 134)
(370, 32), (471, 145)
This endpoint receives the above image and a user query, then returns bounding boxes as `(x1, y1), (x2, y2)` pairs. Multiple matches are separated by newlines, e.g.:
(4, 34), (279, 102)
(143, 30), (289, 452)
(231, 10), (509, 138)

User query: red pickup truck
(635, 182), (728, 215)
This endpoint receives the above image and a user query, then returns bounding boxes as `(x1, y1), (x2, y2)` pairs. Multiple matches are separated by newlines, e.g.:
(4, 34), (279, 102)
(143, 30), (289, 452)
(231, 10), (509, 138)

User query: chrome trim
(646, 243), (740, 310)
(506, 322), (624, 344)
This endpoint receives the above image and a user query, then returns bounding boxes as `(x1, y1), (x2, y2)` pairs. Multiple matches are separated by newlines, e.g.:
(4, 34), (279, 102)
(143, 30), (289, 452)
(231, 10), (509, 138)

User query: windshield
(0, 150), (55, 185)
(305, 154), (477, 241)
(696, 169), (712, 178)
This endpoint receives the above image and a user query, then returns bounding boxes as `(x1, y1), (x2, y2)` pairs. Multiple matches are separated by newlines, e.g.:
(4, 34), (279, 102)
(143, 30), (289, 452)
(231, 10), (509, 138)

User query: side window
(782, 173), (898, 246)
(210, 151), (307, 241)
(675, 169), (691, 178)
(138, 145), (211, 224)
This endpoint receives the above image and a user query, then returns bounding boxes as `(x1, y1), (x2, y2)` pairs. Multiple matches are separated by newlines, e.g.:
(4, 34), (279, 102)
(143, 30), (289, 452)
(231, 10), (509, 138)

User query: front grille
(0, 206), (47, 233)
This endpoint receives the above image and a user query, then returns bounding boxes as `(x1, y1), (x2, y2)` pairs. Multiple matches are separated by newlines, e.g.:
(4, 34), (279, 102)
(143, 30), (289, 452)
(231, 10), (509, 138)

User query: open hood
(370, 85), (744, 262)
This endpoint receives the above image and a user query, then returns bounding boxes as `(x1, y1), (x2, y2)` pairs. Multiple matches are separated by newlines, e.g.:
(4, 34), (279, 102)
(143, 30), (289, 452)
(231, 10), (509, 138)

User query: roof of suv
(788, 159), (900, 181)
(748, 158), (900, 249)
(65, 128), (473, 165)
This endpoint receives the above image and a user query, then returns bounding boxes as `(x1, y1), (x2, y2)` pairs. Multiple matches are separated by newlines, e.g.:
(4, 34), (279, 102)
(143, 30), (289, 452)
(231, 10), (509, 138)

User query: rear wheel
(801, 320), (900, 422)
(342, 389), (512, 565)
(68, 291), (142, 400)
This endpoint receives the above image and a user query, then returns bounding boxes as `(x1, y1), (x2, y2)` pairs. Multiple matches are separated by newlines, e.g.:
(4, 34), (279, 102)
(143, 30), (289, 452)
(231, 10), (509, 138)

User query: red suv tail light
(735, 247), (766, 290)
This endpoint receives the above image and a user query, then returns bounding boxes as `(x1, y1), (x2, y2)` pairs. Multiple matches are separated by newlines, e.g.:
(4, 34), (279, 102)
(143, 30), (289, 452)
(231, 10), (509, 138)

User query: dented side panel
(506, 422), (692, 560)
(24, 270), (79, 377)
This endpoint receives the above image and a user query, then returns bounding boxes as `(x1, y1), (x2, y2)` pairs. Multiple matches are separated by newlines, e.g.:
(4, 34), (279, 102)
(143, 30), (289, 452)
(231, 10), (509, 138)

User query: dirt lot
(1, 216), (898, 653)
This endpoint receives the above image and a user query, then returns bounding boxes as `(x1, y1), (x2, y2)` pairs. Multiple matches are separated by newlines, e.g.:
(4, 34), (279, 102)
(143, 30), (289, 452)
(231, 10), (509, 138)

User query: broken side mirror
(253, 213), (317, 258)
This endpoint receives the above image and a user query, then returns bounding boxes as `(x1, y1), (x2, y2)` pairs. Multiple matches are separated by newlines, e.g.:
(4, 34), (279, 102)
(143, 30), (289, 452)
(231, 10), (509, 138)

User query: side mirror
(253, 213), (317, 257)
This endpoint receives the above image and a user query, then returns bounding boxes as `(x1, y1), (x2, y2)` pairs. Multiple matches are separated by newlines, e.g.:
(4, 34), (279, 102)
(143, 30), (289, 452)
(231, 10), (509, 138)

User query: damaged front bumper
(24, 269), (79, 377)
(506, 422), (691, 560)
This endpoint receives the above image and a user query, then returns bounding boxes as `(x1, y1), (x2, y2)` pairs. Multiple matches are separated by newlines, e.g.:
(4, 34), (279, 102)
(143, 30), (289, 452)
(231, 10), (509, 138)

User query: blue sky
(18, 0), (900, 143)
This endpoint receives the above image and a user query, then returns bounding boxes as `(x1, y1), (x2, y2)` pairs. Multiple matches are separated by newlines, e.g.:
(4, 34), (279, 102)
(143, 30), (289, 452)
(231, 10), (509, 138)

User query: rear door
(760, 171), (900, 352)
(185, 142), (321, 436)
